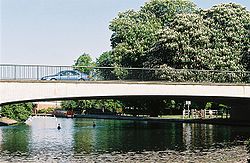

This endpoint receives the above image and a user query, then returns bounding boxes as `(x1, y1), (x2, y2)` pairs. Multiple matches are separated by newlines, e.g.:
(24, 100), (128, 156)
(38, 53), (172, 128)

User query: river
(0, 117), (249, 162)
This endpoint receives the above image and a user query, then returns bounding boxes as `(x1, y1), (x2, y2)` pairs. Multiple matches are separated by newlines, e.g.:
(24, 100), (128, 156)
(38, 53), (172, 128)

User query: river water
(0, 117), (249, 162)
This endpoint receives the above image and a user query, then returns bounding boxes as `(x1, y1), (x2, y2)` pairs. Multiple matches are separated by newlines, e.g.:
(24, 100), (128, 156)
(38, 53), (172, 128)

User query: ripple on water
(0, 118), (250, 162)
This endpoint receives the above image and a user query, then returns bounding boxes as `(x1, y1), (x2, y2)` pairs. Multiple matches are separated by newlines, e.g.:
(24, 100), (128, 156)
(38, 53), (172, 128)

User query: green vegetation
(104, 1), (250, 82)
(96, 51), (117, 80)
(74, 53), (95, 74)
(0, 103), (34, 122)
(109, 0), (196, 68)
(61, 99), (123, 114)
(153, 3), (250, 82)
(37, 107), (55, 114)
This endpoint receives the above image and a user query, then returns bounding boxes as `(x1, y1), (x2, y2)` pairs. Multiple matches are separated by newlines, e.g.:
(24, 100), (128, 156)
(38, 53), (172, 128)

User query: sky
(1, 0), (250, 66)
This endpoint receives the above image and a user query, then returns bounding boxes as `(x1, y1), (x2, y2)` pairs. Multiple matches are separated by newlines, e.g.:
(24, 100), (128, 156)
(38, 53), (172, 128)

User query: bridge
(0, 64), (250, 121)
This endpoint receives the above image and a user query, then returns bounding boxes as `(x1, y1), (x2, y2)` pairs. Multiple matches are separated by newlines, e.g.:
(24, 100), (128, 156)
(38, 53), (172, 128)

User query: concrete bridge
(1, 80), (250, 121)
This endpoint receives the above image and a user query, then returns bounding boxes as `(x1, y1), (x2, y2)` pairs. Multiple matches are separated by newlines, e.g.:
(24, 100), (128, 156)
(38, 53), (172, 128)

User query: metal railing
(0, 64), (250, 83)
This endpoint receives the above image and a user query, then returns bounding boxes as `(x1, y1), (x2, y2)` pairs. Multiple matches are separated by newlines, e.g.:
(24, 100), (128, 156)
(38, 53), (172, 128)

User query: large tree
(109, 0), (197, 68)
(151, 3), (250, 82)
(108, 1), (250, 81)
(203, 3), (250, 71)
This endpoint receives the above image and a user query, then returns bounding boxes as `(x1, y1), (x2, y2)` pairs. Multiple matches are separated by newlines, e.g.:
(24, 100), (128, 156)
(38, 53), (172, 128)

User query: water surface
(0, 117), (249, 162)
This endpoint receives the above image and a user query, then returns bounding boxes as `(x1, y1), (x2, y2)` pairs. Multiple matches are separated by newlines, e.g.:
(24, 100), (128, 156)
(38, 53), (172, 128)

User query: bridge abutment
(230, 99), (250, 122)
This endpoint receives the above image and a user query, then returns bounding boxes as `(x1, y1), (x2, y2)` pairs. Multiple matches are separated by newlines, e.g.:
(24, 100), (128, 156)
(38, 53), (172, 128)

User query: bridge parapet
(1, 64), (250, 83)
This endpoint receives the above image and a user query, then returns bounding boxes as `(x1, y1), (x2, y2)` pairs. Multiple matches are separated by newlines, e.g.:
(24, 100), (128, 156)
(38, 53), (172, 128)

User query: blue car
(41, 70), (90, 81)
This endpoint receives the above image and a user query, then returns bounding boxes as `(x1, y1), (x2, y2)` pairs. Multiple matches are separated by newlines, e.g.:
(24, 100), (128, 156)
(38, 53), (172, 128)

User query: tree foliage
(61, 99), (123, 114)
(96, 51), (117, 80)
(1, 103), (34, 122)
(151, 3), (250, 82)
(107, 1), (250, 83)
(141, 0), (196, 26)
(109, 0), (196, 69)
(96, 51), (114, 67)
(203, 3), (250, 71)
(74, 53), (95, 74)
(150, 13), (211, 69)
(110, 10), (161, 68)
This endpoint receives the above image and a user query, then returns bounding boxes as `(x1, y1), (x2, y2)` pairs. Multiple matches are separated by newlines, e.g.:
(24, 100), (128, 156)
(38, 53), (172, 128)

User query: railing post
(59, 66), (62, 80)
(14, 65), (16, 80)
(142, 69), (144, 81)
(37, 65), (39, 80)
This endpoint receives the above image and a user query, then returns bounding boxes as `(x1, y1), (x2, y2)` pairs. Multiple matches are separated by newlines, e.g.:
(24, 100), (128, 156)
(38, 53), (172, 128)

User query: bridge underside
(1, 94), (250, 121)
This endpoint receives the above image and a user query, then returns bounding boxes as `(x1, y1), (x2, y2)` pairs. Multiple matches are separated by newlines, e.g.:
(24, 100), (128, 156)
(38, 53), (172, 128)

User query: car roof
(60, 70), (87, 74)
(60, 70), (78, 72)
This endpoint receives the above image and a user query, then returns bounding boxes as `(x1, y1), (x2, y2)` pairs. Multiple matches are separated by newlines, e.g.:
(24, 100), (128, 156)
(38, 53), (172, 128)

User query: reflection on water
(0, 125), (30, 154)
(73, 120), (185, 153)
(0, 118), (249, 161)
(182, 123), (232, 150)
(29, 117), (74, 158)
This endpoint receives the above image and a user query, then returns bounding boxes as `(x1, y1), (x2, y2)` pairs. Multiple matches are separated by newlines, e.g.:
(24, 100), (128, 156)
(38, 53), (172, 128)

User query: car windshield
(71, 71), (79, 75)
(56, 71), (80, 76)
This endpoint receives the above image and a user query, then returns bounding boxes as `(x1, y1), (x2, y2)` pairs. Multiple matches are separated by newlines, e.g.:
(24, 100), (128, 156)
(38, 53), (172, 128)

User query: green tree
(152, 3), (250, 82)
(141, 0), (196, 26)
(1, 103), (34, 122)
(109, 0), (196, 69)
(96, 51), (117, 80)
(74, 53), (95, 74)
(110, 10), (161, 68)
(96, 51), (114, 67)
(202, 3), (250, 72)
(108, 1), (250, 83)
(150, 13), (211, 69)
(61, 100), (78, 110)
(61, 99), (123, 114)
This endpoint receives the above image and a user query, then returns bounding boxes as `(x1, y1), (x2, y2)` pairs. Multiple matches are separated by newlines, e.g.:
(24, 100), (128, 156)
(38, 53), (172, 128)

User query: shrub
(0, 103), (34, 122)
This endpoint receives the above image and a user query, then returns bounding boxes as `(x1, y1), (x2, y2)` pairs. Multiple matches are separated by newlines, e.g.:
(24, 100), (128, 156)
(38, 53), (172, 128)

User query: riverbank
(0, 117), (18, 126)
(74, 114), (250, 126)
